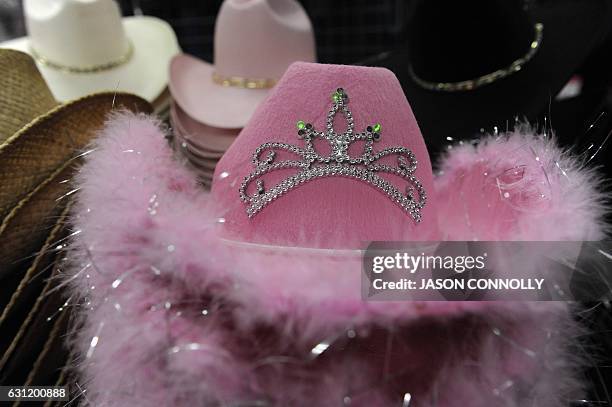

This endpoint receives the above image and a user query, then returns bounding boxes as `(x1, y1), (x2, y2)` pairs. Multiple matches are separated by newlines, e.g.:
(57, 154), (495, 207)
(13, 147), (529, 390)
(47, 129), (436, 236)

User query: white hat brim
(0, 16), (180, 103)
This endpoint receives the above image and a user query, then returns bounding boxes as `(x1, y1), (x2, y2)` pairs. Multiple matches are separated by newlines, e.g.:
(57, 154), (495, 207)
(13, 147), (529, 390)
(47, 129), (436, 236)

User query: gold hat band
(409, 23), (544, 92)
(29, 41), (134, 74)
(212, 72), (277, 89)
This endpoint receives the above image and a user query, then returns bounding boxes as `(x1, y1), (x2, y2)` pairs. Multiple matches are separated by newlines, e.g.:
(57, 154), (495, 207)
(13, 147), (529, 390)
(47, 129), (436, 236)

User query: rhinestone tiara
(239, 88), (427, 222)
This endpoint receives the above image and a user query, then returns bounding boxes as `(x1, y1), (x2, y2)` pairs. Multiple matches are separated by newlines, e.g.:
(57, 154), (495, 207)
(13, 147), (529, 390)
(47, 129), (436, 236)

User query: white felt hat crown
(25, 0), (130, 69)
(1, 0), (180, 103)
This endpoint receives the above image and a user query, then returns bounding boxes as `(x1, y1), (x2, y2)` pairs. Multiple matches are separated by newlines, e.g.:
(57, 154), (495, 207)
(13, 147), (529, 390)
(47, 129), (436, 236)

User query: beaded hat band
(409, 23), (544, 92)
(29, 41), (134, 74)
(212, 72), (277, 89)
(239, 88), (427, 222)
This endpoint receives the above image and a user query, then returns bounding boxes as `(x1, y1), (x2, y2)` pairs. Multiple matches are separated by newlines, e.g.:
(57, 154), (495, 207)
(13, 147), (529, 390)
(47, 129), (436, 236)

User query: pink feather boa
(65, 113), (607, 406)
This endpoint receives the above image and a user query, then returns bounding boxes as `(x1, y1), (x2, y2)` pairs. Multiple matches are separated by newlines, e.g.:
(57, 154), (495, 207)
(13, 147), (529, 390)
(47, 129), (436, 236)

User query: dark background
(1, 1), (611, 405)
(117, 0), (407, 64)
(0, 0), (409, 64)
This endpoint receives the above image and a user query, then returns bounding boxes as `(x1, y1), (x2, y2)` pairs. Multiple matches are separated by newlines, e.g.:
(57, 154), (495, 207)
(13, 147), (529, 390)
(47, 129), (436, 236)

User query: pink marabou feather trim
(65, 113), (606, 406)
(436, 127), (608, 241)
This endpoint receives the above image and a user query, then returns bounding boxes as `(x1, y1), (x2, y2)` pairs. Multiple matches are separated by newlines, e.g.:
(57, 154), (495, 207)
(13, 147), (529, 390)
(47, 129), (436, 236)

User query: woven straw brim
(22, 307), (69, 387)
(0, 213), (70, 375)
(0, 192), (72, 386)
(1, 285), (68, 385)
(0, 92), (152, 221)
(0, 49), (57, 144)
(0, 159), (76, 280)
(0, 201), (69, 338)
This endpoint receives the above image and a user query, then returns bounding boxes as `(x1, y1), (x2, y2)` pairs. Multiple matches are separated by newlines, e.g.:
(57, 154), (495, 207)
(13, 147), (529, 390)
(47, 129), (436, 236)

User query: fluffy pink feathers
(65, 113), (606, 406)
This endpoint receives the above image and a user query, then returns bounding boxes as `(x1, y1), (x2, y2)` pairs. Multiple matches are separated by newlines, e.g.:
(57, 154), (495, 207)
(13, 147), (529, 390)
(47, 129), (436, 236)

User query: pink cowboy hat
(65, 63), (606, 405)
(168, 0), (316, 129)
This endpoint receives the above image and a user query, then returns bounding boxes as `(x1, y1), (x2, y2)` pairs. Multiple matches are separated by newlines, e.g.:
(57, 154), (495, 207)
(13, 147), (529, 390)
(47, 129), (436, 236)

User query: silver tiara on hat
(239, 88), (427, 222)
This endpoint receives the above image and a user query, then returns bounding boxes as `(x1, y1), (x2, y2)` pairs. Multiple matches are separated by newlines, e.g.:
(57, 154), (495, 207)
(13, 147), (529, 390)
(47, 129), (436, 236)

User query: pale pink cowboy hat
(65, 63), (606, 405)
(169, 0), (316, 129)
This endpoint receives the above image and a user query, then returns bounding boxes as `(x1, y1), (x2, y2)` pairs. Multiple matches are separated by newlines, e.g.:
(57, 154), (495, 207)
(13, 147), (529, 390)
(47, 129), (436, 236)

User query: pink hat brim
(173, 130), (224, 159)
(170, 102), (239, 153)
(176, 145), (217, 171)
(169, 53), (270, 129)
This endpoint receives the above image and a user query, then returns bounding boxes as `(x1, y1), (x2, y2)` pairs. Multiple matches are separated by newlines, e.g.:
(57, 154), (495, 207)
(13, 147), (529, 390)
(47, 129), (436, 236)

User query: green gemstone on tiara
(332, 88), (349, 104)
(373, 123), (382, 133)
(296, 120), (306, 130)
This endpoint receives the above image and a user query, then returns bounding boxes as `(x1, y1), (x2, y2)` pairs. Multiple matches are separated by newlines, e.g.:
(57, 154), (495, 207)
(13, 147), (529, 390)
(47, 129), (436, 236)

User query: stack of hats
(169, 95), (238, 186)
(168, 0), (316, 186)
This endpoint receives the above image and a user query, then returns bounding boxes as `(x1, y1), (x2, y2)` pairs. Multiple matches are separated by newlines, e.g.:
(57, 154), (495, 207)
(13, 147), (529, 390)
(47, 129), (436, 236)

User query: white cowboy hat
(0, 0), (180, 104)
(169, 0), (316, 129)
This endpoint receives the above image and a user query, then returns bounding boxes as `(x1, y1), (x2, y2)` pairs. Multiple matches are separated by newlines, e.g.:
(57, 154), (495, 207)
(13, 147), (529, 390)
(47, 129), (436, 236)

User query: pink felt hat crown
(169, 0), (316, 129)
(212, 62), (440, 249)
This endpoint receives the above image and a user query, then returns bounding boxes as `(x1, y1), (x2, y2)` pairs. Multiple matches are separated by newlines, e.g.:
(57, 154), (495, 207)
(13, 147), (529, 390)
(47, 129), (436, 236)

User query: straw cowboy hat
(0, 49), (151, 279)
(169, 0), (316, 129)
(65, 62), (607, 405)
(0, 49), (150, 384)
(1, 0), (180, 104)
(0, 204), (71, 384)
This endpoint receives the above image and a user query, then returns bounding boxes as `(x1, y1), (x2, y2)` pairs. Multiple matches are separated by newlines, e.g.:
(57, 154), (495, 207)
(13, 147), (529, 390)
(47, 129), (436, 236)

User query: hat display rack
(1, 0), (612, 406)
